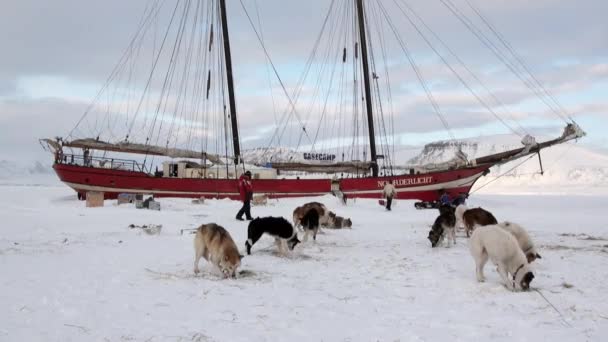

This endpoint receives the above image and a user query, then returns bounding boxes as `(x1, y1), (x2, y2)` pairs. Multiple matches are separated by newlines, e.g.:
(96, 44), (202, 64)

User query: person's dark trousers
(386, 196), (393, 210)
(236, 200), (252, 220)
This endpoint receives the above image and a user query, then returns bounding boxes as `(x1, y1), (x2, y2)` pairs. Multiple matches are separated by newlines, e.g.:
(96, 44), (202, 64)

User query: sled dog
(324, 211), (353, 229)
(293, 202), (330, 229)
(469, 225), (534, 291)
(302, 209), (320, 242)
(497, 221), (541, 263)
(245, 217), (300, 255)
(428, 206), (456, 248)
(193, 223), (243, 278)
(457, 207), (498, 237)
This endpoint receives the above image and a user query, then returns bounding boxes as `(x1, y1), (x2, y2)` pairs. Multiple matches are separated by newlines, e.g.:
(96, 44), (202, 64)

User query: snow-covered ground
(2, 181), (608, 341)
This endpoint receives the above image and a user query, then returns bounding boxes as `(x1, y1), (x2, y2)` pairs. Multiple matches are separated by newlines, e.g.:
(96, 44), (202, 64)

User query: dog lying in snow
(456, 206), (498, 237)
(497, 221), (541, 263)
(193, 223), (243, 278)
(245, 216), (300, 255)
(469, 225), (534, 291)
(428, 205), (456, 248)
(324, 211), (353, 229)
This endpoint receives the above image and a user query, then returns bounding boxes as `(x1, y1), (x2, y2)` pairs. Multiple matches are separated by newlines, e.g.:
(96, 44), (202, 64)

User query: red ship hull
(53, 163), (492, 202)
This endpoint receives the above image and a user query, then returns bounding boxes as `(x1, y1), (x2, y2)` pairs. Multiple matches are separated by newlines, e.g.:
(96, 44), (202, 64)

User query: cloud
(0, 0), (607, 163)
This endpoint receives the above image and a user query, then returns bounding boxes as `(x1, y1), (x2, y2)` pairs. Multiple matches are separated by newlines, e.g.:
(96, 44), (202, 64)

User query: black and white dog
(428, 205), (457, 248)
(245, 216), (300, 255)
(301, 209), (320, 242)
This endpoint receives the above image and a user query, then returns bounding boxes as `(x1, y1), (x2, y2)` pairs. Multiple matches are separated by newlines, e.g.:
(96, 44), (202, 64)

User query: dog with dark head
(301, 208), (320, 242)
(428, 205), (456, 248)
(324, 211), (353, 229)
(457, 207), (498, 237)
(469, 225), (535, 291)
(245, 216), (300, 256)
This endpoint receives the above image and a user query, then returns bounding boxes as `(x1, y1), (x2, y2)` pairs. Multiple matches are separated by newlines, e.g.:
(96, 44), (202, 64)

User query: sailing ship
(41, 0), (585, 202)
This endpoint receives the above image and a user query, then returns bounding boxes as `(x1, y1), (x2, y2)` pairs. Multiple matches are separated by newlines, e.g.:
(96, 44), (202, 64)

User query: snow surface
(2, 182), (608, 341)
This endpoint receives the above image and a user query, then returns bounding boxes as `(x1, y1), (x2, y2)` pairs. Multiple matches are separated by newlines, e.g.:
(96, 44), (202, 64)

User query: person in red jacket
(236, 170), (253, 221)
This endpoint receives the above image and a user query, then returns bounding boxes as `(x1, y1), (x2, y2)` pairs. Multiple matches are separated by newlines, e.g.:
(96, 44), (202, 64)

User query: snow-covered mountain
(242, 147), (307, 165)
(0, 160), (58, 186)
(0, 160), (53, 178)
(400, 134), (608, 194)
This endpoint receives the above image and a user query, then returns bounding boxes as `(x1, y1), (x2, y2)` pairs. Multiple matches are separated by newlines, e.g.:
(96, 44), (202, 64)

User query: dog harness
(512, 263), (525, 288)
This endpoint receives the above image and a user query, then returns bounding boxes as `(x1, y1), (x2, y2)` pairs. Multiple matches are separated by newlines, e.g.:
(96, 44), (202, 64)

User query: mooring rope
(534, 288), (572, 328)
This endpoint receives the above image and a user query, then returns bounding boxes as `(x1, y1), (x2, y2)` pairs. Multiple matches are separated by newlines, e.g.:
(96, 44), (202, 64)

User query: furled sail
(269, 161), (372, 173)
(42, 138), (223, 164)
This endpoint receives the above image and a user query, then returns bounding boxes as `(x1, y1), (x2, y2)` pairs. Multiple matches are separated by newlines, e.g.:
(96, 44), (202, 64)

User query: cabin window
(169, 164), (178, 177)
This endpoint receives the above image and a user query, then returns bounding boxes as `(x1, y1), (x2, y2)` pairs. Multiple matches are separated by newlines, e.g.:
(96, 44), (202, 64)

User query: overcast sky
(1, 0), (607, 163)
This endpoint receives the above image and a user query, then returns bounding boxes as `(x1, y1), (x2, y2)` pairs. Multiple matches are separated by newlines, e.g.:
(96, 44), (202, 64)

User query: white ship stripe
(343, 172), (485, 195)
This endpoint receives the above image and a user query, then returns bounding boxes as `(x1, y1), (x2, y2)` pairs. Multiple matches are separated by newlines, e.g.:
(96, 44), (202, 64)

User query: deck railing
(56, 153), (147, 173)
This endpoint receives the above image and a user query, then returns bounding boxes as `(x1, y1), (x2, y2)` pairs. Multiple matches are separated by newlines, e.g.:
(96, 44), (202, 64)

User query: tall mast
(355, 0), (378, 177)
(219, 0), (241, 164)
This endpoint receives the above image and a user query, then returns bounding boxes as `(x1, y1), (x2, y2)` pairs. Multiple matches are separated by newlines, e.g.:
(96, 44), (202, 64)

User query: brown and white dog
(497, 221), (542, 263)
(293, 202), (330, 230)
(324, 211), (353, 229)
(193, 223), (243, 278)
(456, 207), (498, 237)
(469, 225), (534, 291)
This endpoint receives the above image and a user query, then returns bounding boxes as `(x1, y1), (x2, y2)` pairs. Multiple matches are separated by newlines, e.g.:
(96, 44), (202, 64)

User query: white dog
(469, 225), (535, 291)
(497, 221), (541, 263)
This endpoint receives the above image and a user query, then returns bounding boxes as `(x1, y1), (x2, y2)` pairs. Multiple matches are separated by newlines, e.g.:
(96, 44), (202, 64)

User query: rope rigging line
(125, 0), (183, 140)
(376, 1), (456, 141)
(146, 0), (194, 168)
(146, 0), (193, 155)
(367, 0), (395, 171)
(185, 0), (208, 152)
(464, 0), (571, 122)
(257, 0), (337, 162)
(391, 0), (524, 138)
(308, 0), (350, 154)
(68, 0), (164, 140)
(370, 0), (397, 172)
(439, 0), (568, 123)
(253, 0), (279, 134)
(167, 0), (203, 149)
(238, 0), (313, 146)
(283, 1), (345, 153)
(396, 0), (530, 136)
